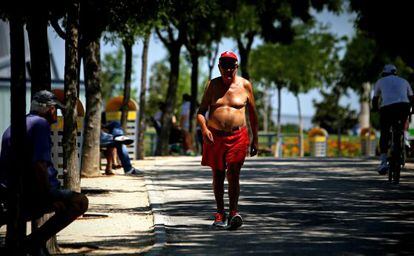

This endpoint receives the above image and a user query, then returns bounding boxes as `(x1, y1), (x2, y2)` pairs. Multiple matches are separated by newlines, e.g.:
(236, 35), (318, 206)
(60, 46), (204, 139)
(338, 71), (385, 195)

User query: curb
(142, 164), (167, 256)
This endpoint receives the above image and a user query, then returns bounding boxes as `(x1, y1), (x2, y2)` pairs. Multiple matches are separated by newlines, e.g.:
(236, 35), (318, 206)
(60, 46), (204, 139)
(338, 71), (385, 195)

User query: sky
(49, 8), (358, 118)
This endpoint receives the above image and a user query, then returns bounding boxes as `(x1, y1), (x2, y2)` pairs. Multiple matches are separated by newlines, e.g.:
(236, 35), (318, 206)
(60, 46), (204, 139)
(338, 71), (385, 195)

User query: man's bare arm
(197, 81), (212, 131)
(245, 80), (259, 156)
(197, 80), (214, 143)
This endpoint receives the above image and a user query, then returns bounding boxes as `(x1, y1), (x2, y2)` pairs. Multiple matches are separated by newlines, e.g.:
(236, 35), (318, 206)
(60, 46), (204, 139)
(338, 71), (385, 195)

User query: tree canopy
(148, 57), (191, 117)
(250, 25), (340, 93)
(312, 89), (358, 134)
(100, 48), (125, 103)
(350, 0), (414, 68)
(340, 31), (413, 96)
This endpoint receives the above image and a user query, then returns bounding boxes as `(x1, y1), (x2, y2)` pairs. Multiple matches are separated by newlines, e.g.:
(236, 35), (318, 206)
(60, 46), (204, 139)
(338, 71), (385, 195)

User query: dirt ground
(0, 158), (157, 255)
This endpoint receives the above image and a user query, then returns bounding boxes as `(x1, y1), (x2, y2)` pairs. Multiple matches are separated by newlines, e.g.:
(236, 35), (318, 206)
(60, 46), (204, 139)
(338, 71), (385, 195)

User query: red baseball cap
(219, 51), (238, 62)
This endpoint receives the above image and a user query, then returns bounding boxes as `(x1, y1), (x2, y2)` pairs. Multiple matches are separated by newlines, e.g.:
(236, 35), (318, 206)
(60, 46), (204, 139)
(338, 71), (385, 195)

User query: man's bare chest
(211, 83), (248, 109)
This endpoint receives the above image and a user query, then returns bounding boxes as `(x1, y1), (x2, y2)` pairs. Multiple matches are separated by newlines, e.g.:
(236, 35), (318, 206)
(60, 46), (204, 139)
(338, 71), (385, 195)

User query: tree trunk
(333, 88), (343, 157)
(274, 85), (282, 158)
(137, 33), (150, 160)
(64, 0), (81, 191)
(121, 40), (133, 130)
(262, 89), (270, 132)
(189, 51), (199, 133)
(359, 82), (371, 131)
(259, 89), (269, 151)
(81, 38), (102, 177)
(207, 42), (219, 80)
(260, 109), (267, 132)
(27, 15), (51, 95)
(296, 94), (304, 157)
(156, 45), (181, 156)
(27, 12), (60, 254)
(6, 16), (27, 254)
(237, 33), (255, 151)
(237, 32), (255, 80)
(77, 32), (83, 97)
(337, 125), (342, 157)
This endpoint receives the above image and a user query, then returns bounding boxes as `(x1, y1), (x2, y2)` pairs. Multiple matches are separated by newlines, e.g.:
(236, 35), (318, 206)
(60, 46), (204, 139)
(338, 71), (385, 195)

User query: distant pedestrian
(180, 93), (195, 155)
(151, 101), (185, 154)
(195, 101), (205, 154)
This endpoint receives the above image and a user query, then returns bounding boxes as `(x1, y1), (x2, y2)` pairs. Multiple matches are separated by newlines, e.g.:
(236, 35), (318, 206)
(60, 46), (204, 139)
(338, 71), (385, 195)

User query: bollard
(360, 127), (376, 157)
(308, 127), (328, 157)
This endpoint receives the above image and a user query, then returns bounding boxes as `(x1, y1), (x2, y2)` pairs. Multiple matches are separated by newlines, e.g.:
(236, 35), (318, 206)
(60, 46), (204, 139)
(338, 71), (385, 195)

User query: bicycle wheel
(393, 143), (405, 184)
(390, 127), (404, 184)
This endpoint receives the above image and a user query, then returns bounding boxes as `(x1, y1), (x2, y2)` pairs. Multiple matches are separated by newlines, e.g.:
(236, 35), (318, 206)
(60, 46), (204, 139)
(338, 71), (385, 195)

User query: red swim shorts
(201, 126), (250, 171)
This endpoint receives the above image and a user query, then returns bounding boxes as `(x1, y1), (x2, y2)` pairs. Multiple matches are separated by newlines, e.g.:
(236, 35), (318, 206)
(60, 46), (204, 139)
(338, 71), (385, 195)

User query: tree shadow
(148, 157), (414, 255)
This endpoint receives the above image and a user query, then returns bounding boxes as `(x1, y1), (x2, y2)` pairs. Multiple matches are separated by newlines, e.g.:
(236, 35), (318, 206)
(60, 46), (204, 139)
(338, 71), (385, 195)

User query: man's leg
(25, 192), (88, 250)
(379, 112), (391, 155)
(104, 147), (115, 175)
(183, 130), (194, 154)
(112, 148), (122, 169)
(212, 169), (225, 213)
(115, 144), (134, 173)
(393, 104), (410, 160)
(227, 163), (243, 229)
(212, 169), (226, 227)
(379, 109), (391, 174)
(182, 130), (189, 151)
(226, 163), (242, 213)
(404, 119), (410, 148)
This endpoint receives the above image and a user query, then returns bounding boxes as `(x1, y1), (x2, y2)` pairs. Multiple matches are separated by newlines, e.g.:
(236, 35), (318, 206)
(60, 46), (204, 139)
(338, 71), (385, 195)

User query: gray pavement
(144, 156), (414, 255)
(1, 162), (155, 255)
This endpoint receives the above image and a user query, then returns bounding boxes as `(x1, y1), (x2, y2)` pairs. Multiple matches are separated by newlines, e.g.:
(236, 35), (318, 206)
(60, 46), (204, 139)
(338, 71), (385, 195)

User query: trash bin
(308, 127), (328, 157)
(360, 127), (376, 157)
(50, 89), (85, 183)
(105, 96), (139, 160)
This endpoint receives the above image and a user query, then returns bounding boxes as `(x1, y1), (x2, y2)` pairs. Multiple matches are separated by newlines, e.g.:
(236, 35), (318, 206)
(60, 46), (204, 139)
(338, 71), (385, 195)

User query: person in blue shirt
(0, 90), (88, 255)
(372, 64), (414, 176)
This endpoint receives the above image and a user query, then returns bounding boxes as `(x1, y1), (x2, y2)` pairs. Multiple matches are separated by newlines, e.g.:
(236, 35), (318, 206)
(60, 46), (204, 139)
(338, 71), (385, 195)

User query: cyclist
(372, 64), (414, 175)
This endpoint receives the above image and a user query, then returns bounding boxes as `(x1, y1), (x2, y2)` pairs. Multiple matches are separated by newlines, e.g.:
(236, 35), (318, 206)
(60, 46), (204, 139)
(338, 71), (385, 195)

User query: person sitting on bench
(0, 90), (89, 255)
(101, 113), (138, 175)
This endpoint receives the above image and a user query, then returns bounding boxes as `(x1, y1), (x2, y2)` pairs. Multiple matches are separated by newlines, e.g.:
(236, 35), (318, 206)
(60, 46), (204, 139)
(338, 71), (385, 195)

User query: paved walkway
(146, 156), (414, 255)
(1, 159), (158, 255)
(1, 156), (414, 255)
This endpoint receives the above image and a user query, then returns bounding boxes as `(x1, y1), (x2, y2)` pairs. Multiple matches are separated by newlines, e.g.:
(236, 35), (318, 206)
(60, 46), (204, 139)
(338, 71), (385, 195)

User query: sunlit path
(146, 156), (414, 255)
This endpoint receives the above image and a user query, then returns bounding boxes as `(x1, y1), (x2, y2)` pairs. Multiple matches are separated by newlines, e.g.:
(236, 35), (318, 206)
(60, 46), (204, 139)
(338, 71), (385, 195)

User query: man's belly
(208, 107), (246, 131)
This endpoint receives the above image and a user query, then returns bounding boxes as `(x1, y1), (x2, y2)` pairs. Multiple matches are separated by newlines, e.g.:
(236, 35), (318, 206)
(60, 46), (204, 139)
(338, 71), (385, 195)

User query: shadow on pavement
(149, 157), (414, 255)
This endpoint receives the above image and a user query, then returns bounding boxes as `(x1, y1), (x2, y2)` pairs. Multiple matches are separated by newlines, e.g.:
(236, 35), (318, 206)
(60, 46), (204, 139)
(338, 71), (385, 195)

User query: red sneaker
(213, 212), (227, 227)
(228, 211), (243, 230)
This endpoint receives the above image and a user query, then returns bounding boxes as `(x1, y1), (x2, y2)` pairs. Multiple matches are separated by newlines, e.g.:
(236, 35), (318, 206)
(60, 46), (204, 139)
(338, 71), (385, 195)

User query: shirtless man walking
(197, 51), (258, 229)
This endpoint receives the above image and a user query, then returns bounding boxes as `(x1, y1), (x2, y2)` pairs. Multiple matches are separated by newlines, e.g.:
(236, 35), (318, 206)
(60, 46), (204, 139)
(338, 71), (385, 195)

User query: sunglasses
(220, 62), (237, 70)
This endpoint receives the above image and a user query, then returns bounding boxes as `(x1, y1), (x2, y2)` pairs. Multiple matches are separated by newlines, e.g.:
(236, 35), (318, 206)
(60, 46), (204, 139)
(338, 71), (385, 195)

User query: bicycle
(387, 119), (406, 184)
